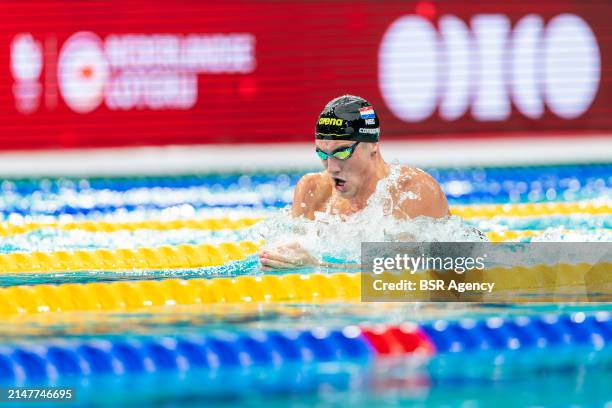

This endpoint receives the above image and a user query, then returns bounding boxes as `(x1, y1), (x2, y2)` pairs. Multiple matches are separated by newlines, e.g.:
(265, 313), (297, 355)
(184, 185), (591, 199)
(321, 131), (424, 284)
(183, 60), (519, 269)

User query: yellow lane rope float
(0, 241), (262, 273)
(0, 263), (609, 316)
(0, 200), (609, 237)
(486, 230), (541, 242)
(452, 201), (611, 218)
(0, 217), (263, 236)
(0, 228), (606, 272)
(0, 231), (554, 273)
(0, 273), (361, 315)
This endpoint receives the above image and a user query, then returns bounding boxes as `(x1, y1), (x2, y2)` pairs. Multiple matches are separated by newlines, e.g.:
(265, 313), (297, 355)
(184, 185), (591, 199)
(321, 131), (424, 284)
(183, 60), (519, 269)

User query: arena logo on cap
(19, 31), (256, 114)
(318, 118), (344, 126)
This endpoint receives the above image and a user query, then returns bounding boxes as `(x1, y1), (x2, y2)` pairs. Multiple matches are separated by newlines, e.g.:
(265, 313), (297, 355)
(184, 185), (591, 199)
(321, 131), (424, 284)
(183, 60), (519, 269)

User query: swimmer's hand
(259, 242), (319, 270)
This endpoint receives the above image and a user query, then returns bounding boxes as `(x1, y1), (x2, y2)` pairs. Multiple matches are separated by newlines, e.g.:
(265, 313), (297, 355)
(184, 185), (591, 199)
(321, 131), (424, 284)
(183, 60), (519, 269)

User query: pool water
(0, 163), (610, 406)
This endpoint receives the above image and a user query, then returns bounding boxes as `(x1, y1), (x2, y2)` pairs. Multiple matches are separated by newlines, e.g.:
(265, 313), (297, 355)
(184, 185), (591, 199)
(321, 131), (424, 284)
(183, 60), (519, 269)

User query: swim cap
(315, 95), (380, 142)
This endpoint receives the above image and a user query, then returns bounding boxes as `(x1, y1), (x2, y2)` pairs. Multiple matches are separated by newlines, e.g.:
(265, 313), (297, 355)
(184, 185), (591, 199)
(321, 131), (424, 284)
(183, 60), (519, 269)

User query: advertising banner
(1, 0), (610, 149)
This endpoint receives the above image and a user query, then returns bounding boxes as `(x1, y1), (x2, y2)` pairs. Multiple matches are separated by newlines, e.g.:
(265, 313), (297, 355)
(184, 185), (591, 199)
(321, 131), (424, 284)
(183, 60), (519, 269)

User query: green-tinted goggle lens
(332, 148), (352, 160)
(316, 149), (329, 160)
(316, 142), (359, 161)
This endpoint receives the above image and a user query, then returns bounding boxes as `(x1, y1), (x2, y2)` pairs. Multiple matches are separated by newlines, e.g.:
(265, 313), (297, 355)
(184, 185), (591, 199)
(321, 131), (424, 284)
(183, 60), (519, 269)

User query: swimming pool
(0, 162), (610, 406)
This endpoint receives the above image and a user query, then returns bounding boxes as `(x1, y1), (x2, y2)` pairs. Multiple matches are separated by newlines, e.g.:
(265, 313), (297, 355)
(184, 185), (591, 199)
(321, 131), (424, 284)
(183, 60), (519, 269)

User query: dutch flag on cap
(359, 106), (375, 119)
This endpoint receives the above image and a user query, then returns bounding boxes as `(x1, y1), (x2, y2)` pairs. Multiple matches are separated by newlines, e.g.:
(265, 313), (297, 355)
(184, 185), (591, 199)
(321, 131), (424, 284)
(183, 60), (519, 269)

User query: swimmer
(259, 95), (450, 270)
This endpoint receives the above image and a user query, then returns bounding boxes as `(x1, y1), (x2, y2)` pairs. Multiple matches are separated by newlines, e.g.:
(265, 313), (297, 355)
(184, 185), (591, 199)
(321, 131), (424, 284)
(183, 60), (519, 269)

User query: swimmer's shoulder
(396, 166), (438, 189)
(291, 171), (332, 219)
(392, 166), (450, 218)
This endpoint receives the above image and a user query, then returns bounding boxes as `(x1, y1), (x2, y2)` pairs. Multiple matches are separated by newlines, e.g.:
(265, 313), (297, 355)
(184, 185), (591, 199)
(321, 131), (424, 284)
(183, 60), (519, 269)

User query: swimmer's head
(315, 95), (380, 143)
(315, 95), (383, 198)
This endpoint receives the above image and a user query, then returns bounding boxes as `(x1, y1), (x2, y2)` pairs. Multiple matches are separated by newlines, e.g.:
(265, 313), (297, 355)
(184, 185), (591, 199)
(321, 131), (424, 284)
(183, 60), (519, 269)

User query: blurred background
(0, 0), (609, 173)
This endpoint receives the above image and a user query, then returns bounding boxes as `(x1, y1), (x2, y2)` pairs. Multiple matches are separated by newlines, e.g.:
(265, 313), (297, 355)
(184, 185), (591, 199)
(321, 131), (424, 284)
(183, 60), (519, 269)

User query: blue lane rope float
(0, 312), (608, 388)
(0, 164), (609, 217)
(0, 198), (608, 221)
(0, 186), (609, 217)
(2, 163), (609, 194)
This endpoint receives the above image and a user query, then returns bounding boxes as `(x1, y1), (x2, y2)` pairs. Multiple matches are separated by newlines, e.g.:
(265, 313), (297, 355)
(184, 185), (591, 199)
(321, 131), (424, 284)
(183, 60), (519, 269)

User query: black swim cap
(315, 95), (380, 142)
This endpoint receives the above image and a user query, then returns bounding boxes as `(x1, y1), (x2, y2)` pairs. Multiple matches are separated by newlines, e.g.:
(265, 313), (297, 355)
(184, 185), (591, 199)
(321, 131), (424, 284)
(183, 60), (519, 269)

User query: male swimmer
(259, 95), (450, 270)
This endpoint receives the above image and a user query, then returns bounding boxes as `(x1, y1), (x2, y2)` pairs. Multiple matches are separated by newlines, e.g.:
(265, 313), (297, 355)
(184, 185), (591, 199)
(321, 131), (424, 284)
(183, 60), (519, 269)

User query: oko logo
(379, 14), (601, 122)
(318, 118), (344, 126)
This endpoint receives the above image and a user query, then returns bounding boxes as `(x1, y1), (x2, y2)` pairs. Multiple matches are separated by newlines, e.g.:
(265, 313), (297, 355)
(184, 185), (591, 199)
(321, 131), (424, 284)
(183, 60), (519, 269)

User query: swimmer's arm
(259, 243), (360, 271)
(394, 172), (450, 219)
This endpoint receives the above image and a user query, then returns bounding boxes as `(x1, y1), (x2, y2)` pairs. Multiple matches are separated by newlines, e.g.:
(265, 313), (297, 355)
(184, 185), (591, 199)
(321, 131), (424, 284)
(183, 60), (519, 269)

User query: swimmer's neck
(343, 156), (390, 211)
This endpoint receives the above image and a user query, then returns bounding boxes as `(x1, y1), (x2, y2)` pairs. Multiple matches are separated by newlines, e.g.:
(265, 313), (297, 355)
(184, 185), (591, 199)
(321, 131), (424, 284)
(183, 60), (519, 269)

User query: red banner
(0, 0), (610, 149)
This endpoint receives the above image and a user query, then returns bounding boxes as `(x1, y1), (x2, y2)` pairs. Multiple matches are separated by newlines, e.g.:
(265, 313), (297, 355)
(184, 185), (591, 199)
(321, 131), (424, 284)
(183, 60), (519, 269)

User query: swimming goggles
(316, 141), (360, 161)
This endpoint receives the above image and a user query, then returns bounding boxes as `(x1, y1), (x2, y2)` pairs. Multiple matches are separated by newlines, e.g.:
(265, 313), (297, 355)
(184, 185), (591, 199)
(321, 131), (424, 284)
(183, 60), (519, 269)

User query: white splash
(250, 164), (486, 263)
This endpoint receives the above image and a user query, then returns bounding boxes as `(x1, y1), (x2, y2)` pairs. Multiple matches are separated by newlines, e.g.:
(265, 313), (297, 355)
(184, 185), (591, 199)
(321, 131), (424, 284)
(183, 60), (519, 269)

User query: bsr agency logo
(379, 13), (601, 122)
(11, 31), (256, 114)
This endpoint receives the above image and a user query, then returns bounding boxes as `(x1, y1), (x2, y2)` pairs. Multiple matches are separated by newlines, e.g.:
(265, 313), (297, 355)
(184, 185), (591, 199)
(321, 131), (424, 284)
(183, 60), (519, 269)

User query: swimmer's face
(315, 140), (376, 198)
